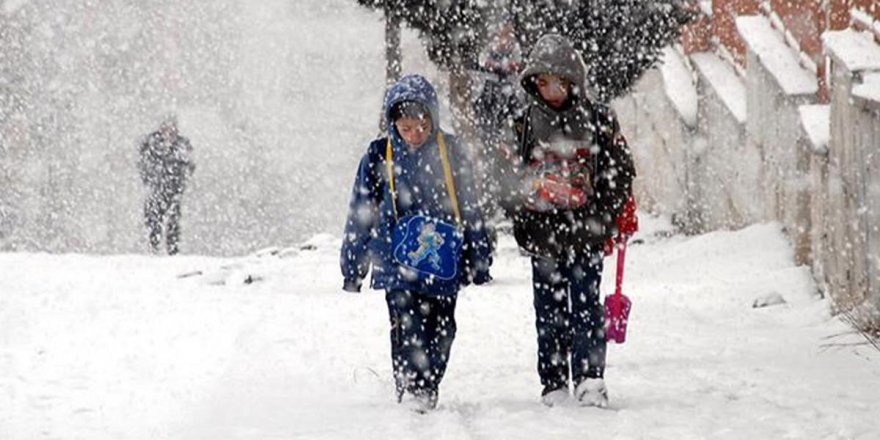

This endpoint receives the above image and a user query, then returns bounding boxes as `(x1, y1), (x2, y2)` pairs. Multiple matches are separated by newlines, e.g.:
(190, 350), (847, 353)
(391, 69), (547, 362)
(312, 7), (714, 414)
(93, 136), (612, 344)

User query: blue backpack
(387, 133), (464, 281)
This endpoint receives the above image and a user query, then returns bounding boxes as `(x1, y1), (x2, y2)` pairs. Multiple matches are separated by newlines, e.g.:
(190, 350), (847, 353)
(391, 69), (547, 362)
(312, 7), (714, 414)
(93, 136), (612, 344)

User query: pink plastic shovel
(604, 236), (632, 344)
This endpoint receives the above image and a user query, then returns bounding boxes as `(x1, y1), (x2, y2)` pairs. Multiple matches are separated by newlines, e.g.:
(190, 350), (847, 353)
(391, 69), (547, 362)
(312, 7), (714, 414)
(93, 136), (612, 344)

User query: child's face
(535, 74), (571, 109)
(395, 115), (432, 148)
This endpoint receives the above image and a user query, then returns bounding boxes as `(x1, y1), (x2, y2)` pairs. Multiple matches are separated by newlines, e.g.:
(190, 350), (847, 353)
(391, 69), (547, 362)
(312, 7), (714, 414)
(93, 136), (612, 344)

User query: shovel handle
(614, 234), (627, 297)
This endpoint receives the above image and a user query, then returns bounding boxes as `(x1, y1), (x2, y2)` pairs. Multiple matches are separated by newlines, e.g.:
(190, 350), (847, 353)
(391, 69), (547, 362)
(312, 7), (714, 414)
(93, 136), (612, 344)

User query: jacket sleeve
(372, 179), (397, 284)
(450, 137), (493, 285)
(340, 142), (384, 292)
(592, 106), (636, 233)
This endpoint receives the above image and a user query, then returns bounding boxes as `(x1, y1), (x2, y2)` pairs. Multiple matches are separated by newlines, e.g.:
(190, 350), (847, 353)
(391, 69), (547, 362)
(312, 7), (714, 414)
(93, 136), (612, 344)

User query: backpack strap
(437, 133), (463, 226)
(385, 138), (397, 219)
(385, 133), (462, 226)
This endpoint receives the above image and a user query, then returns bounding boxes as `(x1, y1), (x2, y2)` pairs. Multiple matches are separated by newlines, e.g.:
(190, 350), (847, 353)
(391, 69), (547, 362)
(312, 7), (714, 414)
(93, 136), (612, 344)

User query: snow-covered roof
(690, 52), (747, 124)
(659, 47), (698, 128)
(699, 1), (713, 17)
(736, 15), (818, 96)
(850, 8), (880, 34)
(798, 105), (830, 155)
(853, 73), (880, 105)
(823, 28), (880, 73)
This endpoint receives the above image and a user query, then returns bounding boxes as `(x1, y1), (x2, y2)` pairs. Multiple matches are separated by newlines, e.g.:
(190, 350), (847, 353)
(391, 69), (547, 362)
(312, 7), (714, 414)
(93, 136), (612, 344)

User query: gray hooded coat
(509, 34), (635, 258)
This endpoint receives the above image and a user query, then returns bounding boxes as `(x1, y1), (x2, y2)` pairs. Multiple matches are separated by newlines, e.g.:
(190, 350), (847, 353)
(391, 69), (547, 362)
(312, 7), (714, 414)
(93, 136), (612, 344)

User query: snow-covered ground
(3, 216), (879, 439)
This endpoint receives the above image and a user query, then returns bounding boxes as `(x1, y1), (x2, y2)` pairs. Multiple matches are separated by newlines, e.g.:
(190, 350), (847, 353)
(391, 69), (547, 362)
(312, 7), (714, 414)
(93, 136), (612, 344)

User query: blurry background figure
(137, 114), (195, 255)
(473, 17), (524, 234)
(475, 19), (522, 148)
(480, 19), (522, 79)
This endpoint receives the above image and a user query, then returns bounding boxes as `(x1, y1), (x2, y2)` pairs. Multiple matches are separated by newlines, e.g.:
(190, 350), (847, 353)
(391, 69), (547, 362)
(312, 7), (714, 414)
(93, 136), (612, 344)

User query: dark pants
(385, 290), (457, 402)
(531, 252), (606, 392)
(145, 189), (183, 255)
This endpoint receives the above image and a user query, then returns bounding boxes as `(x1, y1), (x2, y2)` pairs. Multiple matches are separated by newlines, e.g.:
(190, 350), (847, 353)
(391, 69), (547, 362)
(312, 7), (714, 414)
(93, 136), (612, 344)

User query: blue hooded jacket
(340, 74), (492, 295)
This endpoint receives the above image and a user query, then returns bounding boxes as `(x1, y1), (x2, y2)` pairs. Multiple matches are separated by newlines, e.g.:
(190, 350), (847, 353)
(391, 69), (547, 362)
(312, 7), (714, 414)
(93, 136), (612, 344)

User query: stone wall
(821, 30), (880, 328)
(619, 20), (880, 330)
(613, 67), (693, 228)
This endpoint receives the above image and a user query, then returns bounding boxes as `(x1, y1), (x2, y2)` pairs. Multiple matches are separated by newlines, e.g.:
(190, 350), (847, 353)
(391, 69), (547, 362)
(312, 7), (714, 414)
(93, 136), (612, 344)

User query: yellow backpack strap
(437, 132), (462, 227)
(385, 138), (397, 220)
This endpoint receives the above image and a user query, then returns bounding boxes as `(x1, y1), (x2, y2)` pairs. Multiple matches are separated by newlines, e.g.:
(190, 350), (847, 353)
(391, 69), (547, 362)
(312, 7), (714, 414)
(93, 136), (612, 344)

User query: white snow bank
(659, 47), (699, 128)
(736, 16), (818, 96)
(853, 72), (880, 104)
(823, 28), (880, 73)
(4, 218), (880, 439)
(798, 104), (830, 155)
(690, 52), (747, 124)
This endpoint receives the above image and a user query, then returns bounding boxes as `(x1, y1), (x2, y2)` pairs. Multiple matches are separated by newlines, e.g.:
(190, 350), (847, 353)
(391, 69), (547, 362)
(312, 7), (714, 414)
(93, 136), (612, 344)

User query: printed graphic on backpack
(392, 215), (463, 281)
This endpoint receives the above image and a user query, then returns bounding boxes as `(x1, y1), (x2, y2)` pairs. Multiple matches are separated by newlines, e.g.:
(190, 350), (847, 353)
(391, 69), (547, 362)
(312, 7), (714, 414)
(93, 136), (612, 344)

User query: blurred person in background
(137, 114), (195, 255)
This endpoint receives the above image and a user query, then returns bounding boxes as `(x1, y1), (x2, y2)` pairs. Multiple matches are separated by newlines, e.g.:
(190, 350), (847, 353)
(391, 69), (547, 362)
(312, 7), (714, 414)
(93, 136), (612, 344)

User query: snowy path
(2, 217), (879, 439)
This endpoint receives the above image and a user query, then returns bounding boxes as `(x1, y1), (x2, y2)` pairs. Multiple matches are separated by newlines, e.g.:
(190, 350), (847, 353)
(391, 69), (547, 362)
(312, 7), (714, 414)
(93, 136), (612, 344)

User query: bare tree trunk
(381, 8), (401, 133)
(385, 11), (401, 86)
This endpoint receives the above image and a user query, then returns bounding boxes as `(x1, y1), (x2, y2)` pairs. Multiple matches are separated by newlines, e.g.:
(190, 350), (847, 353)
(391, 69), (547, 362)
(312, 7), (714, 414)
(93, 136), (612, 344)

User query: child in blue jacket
(340, 74), (492, 412)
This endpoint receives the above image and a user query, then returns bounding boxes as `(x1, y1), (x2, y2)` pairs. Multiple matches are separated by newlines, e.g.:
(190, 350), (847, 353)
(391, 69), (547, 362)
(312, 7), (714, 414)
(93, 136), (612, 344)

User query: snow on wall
(690, 52), (747, 124)
(823, 56), (880, 319)
(633, 30), (820, 234)
(823, 28), (880, 73)
(853, 72), (880, 103)
(620, 28), (880, 328)
(618, 45), (759, 232)
(741, 24), (817, 227)
(736, 15), (817, 96)
(613, 69), (690, 221)
(688, 51), (754, 230)
(798, 105), (830, 155)
(658, 47), (698, 128)
(699, 0), (713, 17)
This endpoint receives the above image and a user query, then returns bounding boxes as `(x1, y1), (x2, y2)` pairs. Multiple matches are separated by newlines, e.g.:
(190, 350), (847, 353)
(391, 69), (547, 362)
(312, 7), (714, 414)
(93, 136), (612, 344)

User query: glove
(342, 278), (362, 293)
(603, 197), (638, 256)
(617, 196), (639, 236)
(525, 175), (587, 211)
(538, 175), (587, 208)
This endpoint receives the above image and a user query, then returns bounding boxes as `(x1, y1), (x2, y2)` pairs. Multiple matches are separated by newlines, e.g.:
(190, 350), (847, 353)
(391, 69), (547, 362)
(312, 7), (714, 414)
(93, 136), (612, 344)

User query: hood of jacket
(383, 74), (440, 147)
(520, 34), (588, 107)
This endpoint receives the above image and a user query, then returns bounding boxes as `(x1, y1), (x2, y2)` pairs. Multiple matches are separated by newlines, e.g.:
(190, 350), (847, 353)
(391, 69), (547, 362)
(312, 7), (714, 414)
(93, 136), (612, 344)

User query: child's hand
(524, 176), (587, 211)
(537, 176), (587, 209)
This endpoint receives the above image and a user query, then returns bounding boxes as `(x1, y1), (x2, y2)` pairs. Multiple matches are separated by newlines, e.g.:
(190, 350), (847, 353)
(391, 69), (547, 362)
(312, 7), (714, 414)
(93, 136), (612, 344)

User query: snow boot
(540, 386), (569, 407)
(400, 390), (438, 414)
(575, 378), (608, 408)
